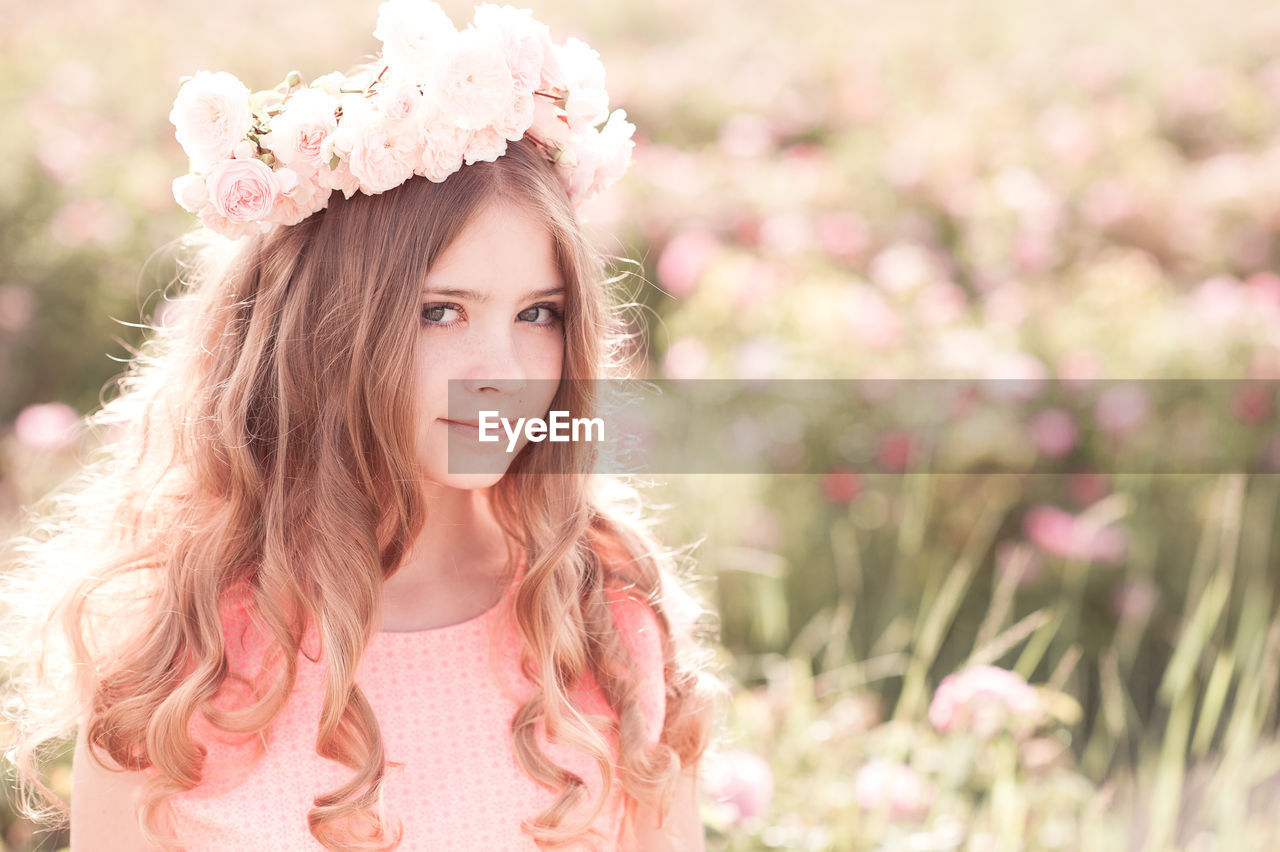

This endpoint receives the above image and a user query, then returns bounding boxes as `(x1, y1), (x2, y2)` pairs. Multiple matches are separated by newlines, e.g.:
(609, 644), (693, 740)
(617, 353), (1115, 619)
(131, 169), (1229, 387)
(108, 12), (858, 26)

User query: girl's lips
(442, 418), (481, 437)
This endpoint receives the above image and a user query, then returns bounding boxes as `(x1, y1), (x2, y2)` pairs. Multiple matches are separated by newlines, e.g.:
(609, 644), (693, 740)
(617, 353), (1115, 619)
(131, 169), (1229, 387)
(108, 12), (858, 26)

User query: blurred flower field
(3, 0), (1280, 849)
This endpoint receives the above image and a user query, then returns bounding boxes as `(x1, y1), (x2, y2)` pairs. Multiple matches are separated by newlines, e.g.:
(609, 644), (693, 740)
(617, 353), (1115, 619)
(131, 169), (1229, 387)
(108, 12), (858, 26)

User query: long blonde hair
(0, 134), (727, 850)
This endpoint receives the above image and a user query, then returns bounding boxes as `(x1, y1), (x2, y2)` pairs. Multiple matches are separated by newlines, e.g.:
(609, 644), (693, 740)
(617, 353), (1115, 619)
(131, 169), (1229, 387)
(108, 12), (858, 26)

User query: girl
(0, 3), (725, 850)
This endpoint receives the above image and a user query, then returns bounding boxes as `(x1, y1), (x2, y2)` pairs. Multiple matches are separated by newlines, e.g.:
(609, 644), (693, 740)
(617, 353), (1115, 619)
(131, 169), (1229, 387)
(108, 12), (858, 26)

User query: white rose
(260, 87), (339, 172)
(344, 111), (420, 193)
(169, 70), (254, 172)
(270, 174), (332, 227)
(555, 38), (605, 91)
(528, 97), (570, 148)
(593, 108), (636, 188)
(563, 86), (609, 133)
(312, 72), (347, 95)
(556, 133), (601, 206)
(374, 0), (457, 84)
(436, 27), (515, 131)
(472, 4), (550, 96)
(172, 173), (209, 212)
(496, 91), (535, 142)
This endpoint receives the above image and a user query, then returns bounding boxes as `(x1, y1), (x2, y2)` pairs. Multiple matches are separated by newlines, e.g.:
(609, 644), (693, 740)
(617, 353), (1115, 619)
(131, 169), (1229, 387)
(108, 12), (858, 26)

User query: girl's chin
(422, 471), (508, 492)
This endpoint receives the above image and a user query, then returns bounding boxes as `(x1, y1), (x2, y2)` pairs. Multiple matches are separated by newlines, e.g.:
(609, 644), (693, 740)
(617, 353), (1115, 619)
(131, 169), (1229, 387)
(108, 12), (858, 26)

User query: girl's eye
(421, 303), (462, 326)
(518, 303), (564, 326)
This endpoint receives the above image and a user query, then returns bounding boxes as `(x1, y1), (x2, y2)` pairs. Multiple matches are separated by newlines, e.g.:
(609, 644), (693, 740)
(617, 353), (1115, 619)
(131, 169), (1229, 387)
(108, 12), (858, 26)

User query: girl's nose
(458, 326), (527, 395)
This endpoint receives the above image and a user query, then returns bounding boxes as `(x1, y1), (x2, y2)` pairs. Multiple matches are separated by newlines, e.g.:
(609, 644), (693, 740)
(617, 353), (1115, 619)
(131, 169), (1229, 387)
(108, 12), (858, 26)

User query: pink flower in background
(1023, 504), (1128, 564)
(48, 199), (130, 248)
(981, 352), (1049, 400)
(1037, 103), (1096, 167)
(815, 210), (870, 263)
(1245, 271), (1280, 309)
(916, 280), (968, 327)
(1230, 382), (1274, 425)
(703, 749), (774, 824)
(1056, 349), (1104, 385)
(869, 241), (935, 294)
(1111, 577), (1160, 625)
(929, 665), (1043, 740)
(13, 402), (80, 452)
(1079, 179), (1136, 229)
(758, 211), (813, 256)
(821, 466), (862, 504)
(657, 229), (719, 296)
(876, 431), (918, 472)
(1029, 407), (1077, 457)
(733, 336), (787, 380)
(1067, 471), (1110, 506)
(0, 285), (34, 334)
(738, 503), (781, 551)
(1261, 432), (1280, 473)
(717, 113), (778, 159)
(1095, 384), (1151, 437)
(660, 336), (710, 380)
(996, 540), (1042, 587)
(843, 285), (903, 350)
(854, 759), (936, 820)
(731, 258), (781, 310)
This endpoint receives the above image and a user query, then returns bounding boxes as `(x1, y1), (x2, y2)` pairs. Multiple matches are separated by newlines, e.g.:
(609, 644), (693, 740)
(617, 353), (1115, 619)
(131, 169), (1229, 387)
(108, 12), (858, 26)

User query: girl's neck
(378, 484), (515, 631)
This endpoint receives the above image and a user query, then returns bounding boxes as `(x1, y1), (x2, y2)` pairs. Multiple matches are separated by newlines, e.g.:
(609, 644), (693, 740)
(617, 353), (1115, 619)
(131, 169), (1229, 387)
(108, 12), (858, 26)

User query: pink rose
(496, 91), (535, 142)
(332, 100), (419, 194)
(379, 78), (423, 122)
(260, 87), (338, 171)
(270, 174), (331, 227)
(1095, 384), (1151, 437)
(169, 70), (254, 172)
(1023, 504), (1128, 564)
(437, 28), (515, 131)
(702, 749), (774, 825)
(14, 402), (80, 452)
(463, 125), (509, 165)
(198, 205), (267, 239)
(854, 760), (936, 820)
(347, 122), (419, 193)
(929, 665), (1043, 740)
(207, 157), (278, 223)
(1029, 407), (1077, 457)
(416, 120), (469, 182)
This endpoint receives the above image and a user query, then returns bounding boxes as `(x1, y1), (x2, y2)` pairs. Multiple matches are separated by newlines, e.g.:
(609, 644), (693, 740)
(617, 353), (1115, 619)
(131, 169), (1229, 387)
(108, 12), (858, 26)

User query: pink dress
(148, 560), (670, 851)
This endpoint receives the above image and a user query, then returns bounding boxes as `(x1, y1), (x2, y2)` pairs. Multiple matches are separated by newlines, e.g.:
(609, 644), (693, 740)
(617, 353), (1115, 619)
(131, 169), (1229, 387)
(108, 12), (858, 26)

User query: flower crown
(169, 0), (636, 239)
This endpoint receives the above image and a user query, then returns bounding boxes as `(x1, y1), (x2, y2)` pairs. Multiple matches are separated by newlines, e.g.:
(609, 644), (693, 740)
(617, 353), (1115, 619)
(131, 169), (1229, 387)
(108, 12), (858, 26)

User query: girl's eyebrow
(422, 286), (565, 303)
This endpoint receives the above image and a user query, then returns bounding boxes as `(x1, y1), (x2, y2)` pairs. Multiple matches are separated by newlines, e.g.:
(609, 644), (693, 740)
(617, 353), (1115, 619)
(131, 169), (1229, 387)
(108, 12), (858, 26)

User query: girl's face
(414, 201), (566, 490)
